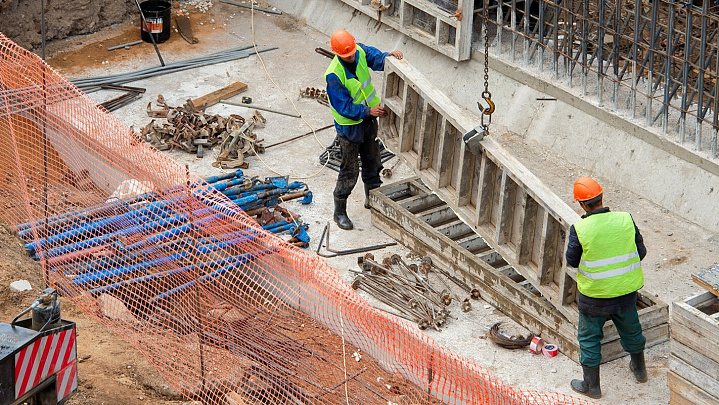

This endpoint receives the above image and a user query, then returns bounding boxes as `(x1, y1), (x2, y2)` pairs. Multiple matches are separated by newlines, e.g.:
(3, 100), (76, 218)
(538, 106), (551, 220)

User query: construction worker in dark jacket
(325, 29), (403, 230)
(565, 176), (648, 399)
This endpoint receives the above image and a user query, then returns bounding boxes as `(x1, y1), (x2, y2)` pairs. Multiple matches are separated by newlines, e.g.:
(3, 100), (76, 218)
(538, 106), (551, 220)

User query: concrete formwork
(267, 0), (719, 233)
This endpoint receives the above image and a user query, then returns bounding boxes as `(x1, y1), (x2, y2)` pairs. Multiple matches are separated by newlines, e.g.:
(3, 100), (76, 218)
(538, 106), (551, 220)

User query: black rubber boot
(333, 197), (353, 230)
(630, 351), (648, 383)
(570, 365), (601, 399)
(364, 184), (379, 209)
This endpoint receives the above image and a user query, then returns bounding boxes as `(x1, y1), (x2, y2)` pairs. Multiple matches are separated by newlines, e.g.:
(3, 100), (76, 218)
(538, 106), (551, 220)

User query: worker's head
(330, 29), (357, 62)
(573, 176), (603, 212)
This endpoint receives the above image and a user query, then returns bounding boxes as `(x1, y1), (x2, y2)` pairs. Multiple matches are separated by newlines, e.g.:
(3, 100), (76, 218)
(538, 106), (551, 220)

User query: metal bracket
(462, 125), (487, 156)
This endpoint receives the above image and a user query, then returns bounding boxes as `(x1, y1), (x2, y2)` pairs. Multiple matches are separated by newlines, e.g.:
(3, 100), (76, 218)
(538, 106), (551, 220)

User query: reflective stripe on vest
(573, 211), (644, 298)
(324, 47), (381, 126)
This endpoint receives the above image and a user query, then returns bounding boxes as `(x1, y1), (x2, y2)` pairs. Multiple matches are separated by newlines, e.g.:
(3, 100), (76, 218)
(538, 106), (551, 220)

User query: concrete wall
(0, 0), (134, 50)
(267, 0), (719, 232)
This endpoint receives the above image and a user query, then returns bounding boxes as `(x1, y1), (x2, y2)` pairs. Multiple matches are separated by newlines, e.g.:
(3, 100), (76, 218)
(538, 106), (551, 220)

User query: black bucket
(140, 0), (171, 44)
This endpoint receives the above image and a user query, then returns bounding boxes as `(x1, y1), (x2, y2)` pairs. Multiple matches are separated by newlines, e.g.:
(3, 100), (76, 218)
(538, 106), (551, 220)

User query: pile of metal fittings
(141, 95), (267, 168)
(352, 254), (478, 331)
(299, 86), (328, 107)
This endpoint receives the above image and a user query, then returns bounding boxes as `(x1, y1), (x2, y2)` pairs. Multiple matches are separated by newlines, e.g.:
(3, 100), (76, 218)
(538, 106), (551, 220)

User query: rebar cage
(477, 0), (719, 158)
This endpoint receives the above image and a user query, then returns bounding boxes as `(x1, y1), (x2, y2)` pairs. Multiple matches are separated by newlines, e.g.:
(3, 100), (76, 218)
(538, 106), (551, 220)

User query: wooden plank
(692, 267), (719, 297)
(672, 300), (719, 351)
(668, 371), (719, 405)
(192, 81), (248, 109)
(669, 355), (719, 399)
(671, 339), (719, 382)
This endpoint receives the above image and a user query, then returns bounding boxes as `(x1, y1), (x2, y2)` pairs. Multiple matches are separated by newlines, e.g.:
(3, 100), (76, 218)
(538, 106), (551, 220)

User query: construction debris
(175, 14), (199, 44)
(487, 323), (534, 350)
(319, 136), (394, 172)
(299, 86), (328, 107)
(140, 96), (266, 166)
(70, 46), (277, 93)
(351, 253), (461, 331)
(98, 84), (146, 112)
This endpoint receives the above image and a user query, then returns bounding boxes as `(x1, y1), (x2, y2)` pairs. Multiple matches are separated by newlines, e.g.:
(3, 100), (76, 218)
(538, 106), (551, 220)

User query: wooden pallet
(335, 0), (473, 61)
(370, 177), (669, 364)
(669, 291), (719, 405)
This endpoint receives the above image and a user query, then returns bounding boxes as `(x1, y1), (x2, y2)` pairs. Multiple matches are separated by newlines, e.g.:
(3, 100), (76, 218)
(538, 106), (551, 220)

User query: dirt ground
(1, 0), (718, 404)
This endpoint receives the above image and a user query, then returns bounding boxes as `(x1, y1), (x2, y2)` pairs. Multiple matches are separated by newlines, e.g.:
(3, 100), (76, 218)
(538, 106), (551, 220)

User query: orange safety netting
(0, 32), (597, 405)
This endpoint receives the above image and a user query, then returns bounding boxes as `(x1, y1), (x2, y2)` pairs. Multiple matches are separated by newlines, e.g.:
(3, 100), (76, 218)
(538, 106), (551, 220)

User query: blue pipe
(25, 197), (184, 251)
(151, 248), (274, 301)
(86, 254), (247, 295)
(202, 170), (243, 184)
(43, 210), (213, 258)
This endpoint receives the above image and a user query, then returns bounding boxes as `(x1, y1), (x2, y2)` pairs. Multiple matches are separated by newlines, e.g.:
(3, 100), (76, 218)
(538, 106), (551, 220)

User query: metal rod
(264, 124), (334, 149)
(107, 40), (144, 51)
(631, 0), (640, 118)
(645, 0), (658, 125)
(220, 99), (301, 118)
(581, 0), (588, 95)
(663, 3), (675, 133)
(696, 1), (709, 151)
(220, 0), (282, 15)
(598, 0), (606, 106)
(133, 0), (165, 66)
(680, 6), (692, 143)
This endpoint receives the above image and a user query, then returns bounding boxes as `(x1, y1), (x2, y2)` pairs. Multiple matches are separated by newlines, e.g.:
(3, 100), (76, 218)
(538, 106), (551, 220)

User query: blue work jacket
(325, 43), (388, 142)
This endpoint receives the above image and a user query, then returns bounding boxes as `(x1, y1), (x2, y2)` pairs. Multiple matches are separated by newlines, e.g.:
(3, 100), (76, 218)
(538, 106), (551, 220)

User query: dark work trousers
(578, 303), (646, 367)
(333, 119), (383, 200)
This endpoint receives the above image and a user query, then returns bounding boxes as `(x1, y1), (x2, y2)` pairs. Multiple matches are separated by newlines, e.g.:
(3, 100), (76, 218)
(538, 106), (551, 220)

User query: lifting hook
(477, 91), (495, 130)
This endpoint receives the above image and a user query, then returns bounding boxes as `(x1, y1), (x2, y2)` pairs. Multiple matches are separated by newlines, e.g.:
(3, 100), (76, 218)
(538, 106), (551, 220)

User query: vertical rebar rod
(713, 15), (719, 158)
(612, 0), (621, 110)
(680, 6), (692, 143)
(524, 0), (530, 65)
(497, 0), (503, 55)
(663, 3), (675, 133)
(696, 1), (709, 151)
(645, 1), (658, 126)
(511, 0), (517, 60)
(631, 0), (640, 118)
(581, 0), (588, 95)
(538, 0), (545, 70)
(553, 0), (559, 79)
(598, 0), (606, 106)
(567, 0), (575, 87)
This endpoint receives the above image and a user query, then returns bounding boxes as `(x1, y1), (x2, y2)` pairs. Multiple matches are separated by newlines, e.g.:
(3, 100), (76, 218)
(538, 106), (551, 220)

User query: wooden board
(667, 370), (719, 405)
(672, 294), (719, 364)
(370, 177), (669, 364)
(692, 266), (719, 297)
(335, 0), (473, 61)
(192, 81), (248, 109)
(378, 58), (666, 326)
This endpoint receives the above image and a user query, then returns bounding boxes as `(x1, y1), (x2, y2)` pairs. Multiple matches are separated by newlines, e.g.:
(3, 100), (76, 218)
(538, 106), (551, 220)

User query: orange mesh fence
(0, 32), (597, 405)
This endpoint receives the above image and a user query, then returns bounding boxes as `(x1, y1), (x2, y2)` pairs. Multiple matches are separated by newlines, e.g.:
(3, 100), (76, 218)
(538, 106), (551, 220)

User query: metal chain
(478, 0), (494, 130)
(483, 0), (490, 96)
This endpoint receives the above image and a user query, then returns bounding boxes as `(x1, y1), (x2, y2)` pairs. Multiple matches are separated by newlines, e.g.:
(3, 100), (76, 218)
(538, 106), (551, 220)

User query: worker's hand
(388, 50), (403, 60)
(369, 106), (388, 117)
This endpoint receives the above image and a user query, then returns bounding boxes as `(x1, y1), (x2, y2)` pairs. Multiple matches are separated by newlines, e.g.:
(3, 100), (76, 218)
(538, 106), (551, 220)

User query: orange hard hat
(330, 30), (357, 58)
(573, 176), (603, 202)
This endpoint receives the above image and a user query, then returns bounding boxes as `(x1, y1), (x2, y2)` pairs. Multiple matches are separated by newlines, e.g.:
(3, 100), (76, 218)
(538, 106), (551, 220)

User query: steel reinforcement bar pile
(70, 46), (277, 93)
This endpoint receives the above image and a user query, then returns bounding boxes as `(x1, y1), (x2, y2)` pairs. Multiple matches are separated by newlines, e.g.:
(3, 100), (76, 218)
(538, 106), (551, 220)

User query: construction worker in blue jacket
(324, 29), (403, 230)
(566, 176), (648, 399)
